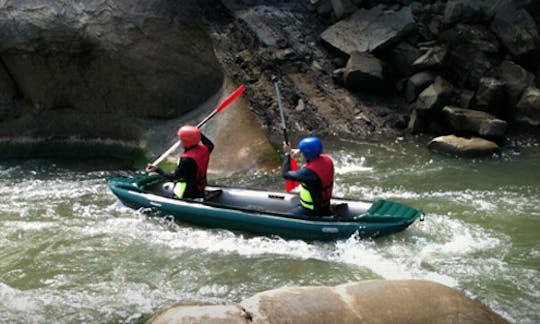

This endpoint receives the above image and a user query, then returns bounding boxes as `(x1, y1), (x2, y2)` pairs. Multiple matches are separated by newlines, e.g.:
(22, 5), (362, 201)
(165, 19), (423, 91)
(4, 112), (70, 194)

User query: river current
(0, 137), (539, 323)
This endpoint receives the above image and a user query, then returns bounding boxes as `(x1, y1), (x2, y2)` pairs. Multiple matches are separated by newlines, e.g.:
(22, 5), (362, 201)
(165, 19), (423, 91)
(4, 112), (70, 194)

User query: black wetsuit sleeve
(201, 133), (214, 153)
(156, 157), (197, 181)
(282, 153), (319, 182)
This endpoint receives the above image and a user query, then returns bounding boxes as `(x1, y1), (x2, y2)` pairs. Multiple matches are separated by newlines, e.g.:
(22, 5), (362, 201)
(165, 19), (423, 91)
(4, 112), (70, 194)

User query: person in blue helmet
(282, 137), (335, 216)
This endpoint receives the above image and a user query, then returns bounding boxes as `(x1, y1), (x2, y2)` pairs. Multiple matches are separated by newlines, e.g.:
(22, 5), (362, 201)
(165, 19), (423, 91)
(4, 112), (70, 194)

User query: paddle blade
(216, 84), (245, 112)
(285, 157), (300, 192)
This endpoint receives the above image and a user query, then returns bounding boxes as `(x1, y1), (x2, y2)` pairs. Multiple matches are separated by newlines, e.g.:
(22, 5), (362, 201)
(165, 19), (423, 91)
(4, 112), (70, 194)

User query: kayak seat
(204, 189), (223, 202)
(331, 203), (349, 218)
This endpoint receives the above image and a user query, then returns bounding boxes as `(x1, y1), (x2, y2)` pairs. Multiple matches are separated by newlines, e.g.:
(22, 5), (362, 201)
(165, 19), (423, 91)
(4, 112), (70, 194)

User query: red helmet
(177, 125), (201, 148)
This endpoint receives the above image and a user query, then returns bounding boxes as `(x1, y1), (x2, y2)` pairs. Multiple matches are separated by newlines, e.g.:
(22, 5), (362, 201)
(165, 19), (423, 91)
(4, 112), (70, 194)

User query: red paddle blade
(216, 84), (245, 112)
(285, 157), (300, 192)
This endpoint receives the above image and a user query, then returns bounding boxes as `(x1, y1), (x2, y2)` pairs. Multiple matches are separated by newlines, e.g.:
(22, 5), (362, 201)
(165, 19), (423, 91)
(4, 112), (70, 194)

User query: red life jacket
(180, 144), (210, 191)
(304, 154), (334, 208)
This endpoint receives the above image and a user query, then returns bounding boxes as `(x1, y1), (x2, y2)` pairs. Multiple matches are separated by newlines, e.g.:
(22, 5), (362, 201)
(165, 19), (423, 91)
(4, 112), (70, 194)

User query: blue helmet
(298, 137), (323, 160)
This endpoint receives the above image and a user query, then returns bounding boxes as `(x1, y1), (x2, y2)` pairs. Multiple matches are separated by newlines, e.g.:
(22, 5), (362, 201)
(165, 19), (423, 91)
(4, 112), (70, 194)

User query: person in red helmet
(146, 125), (214, 199)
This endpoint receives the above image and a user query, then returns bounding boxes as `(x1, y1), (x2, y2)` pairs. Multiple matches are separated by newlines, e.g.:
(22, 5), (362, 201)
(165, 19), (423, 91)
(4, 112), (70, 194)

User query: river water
(0, 137), (538, 323)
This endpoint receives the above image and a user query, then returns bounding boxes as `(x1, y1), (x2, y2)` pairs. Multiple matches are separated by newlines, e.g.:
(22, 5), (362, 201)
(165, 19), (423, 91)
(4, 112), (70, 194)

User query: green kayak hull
(107, 175), (424, 241)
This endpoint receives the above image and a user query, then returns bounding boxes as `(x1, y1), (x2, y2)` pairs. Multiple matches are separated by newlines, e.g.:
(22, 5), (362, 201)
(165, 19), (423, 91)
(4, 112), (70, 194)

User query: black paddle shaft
(274, 81), (291, 145)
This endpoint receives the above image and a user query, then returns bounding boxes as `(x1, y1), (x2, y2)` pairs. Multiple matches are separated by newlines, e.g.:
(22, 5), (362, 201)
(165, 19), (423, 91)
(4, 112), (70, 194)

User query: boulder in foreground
(148, 280), (508, 323)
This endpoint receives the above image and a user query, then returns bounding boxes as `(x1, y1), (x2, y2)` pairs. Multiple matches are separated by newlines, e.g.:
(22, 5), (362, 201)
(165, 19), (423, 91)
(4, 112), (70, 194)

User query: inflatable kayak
(108, 175), (424, 241)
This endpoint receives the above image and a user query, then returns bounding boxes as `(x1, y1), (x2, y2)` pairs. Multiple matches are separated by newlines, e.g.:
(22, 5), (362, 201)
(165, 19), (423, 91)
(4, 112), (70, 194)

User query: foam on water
(334, 153), (373, 174)
(90, 203), (475, 290)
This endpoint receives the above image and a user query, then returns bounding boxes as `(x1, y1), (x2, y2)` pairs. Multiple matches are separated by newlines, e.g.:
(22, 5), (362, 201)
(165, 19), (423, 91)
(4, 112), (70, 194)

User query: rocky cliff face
(0, 0), (538, 159)
(201, 0), (408, 144)
(201, 0), (539, 156)
(0, 0), (222, 141)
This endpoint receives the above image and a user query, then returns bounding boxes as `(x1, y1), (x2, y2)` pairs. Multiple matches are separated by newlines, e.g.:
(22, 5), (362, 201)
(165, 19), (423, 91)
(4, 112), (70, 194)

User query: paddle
(274, 80), (300, 192)
(150, 84), (245, 167)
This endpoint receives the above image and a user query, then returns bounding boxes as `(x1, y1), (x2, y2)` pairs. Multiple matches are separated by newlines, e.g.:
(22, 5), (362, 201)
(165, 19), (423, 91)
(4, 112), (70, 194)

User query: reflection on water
(0, 138), (539, 323)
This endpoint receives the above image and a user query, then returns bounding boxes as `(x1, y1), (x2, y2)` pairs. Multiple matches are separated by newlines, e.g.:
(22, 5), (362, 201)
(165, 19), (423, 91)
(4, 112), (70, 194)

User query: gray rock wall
(316, 0), (539, 157)
(0, 0), (223, 140)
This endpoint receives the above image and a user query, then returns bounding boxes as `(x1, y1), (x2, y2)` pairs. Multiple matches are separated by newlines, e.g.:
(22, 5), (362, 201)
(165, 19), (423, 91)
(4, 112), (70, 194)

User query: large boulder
(492, 60), (536, 110)
(474, 77), (506, 116)
(439, 24), (500, 88)
(404, 71), (436, 103)
(150, 305), (246, 324)
(415, 76), (453, 115)
(343, 51), (386, 92)
(0, 0), (223, 139)
(444, 43), (495, 89)
(490, 1), (540, 61)
(440, 24), (500, 55)
(443, 0), (498, 24)
(381, 41), (423, 77)
(428, 134), (499, 158)
(148, 280), (508, 323)
(442, 106), (507, 139)
(321, 5), (416, 55)
(515, 86), (540, 126)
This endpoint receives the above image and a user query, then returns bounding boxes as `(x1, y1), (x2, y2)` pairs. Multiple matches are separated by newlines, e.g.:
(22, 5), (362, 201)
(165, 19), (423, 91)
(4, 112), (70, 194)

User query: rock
(329, 0), (356, 19)
(415, 76), (453, 115)
(148, 280), (508, 323)
(0, 62), (17, 120)
(381, 41), (423, 77)
(320, 5), (416, 55)
(408, 109), (428, 133)
(443, 43), (496, 89)
(211, 2), (398, 141)
(0, 0), (222, 128)
(314, 0), (333, 16)
(241, 285), (360, 323)
(443, 0), (498, 24)
(474, 77), (506, 116)
(428, 134), (499, 158)
(439, 24), (500, 54)
(490, 1), (540, 60)
(295, 99), (306, 112)
(515, 86), (540, 126)
(225, 5), (287, 48)
(412, 45), (448, 71)
(457, 89), (475, 108)
(332, 68), (345, 85)
(442, 106), (507, 139)
(405, 71), (436, 103)
(493, 60), (536, 108)
(149, 305), (247, 324)
(343, 51), (385, 92)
